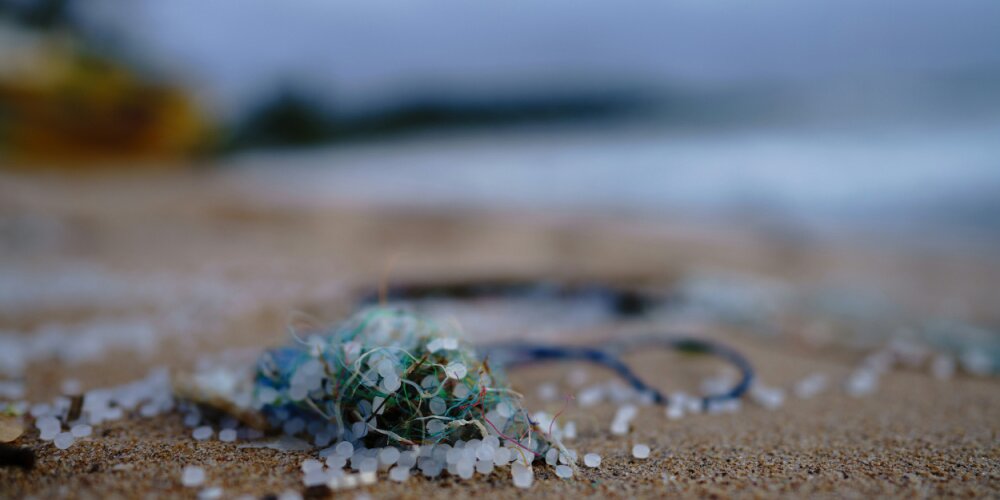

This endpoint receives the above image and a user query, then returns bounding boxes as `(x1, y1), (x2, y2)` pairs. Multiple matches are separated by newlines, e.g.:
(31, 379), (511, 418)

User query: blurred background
(3, 0), (1000, 234)
(2, 0), (1000, 389)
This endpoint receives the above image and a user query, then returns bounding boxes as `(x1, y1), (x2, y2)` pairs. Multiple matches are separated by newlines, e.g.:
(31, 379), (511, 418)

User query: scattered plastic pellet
(302, 469), (329, 486)
(198, 487), (223, 500)
(475, 459), (493, 475)
(445, 362), (468, 380)
(665, 404), (684, 420)
(845, 369), (878, 397)
(36, 416), (60, 434)
(389, 466), (410, 482)
(181, 466), (206, 487)
(584, 453), (602, 468)
(70, 424), (92, 438)
(555, 464), (573, 479)
(632, 444), (650, 459)
(378, 447), (401, 466)
(335, 441), (354, 457)
(358, 458), (378, 474)
(192, 426), (213, 441)
(545, 448), (559, 466)
(794, 373), (828, 399)
(218, 428), (237, 442)
(301, 459), (324, 473)
(563, 421), (577, 440)
(54, 432), (74, 450)
(359, 470), (377, 485)
(429, 397), (447, 415)
(511, 463), (533, 488)
(750, 384), (785, 410)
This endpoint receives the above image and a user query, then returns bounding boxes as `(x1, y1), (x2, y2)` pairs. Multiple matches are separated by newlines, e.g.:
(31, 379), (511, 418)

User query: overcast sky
(81, 0), (1000, 114)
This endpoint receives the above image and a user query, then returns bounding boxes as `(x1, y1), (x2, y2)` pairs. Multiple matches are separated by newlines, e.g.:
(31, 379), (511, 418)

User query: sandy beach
(1, 173), (998, 498)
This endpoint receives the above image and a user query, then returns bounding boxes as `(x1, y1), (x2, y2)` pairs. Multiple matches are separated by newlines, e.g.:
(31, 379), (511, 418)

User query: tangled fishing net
(251, 306), (557, 459)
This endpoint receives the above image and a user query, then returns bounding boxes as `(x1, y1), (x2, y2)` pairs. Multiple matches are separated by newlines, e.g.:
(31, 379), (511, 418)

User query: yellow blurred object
(0, 415), (24, 442)
(0, 32), (212, 169)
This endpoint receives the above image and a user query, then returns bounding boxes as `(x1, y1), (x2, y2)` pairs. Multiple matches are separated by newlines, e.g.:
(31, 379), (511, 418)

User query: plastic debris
(555, 464), (573, 478)
(610, 404), (637, 436)
(192, 426), (213, 441)
(218, 428), (237, 442)
(181, 465), (206, 487)
(511, 463), (533, 488)
(389, 465), (410, 482)
(845, 370), (878, 397)
(198, 487), (223, 500)
(793, 373), (828, 399)
(583, 453), (601, 468)
(250, 307), (556, 458)
(632, 444), (650, 459)
(749, 384), (785, 410)
(70, 424), (92, 438)
(53, 432), (74, 450)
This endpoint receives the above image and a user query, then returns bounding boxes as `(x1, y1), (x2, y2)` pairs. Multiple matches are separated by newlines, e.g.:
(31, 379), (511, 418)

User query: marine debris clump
(252, 306), (555, 457)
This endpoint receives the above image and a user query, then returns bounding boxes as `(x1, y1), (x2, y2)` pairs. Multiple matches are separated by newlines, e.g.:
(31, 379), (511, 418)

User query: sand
(1, 173), (998, 498)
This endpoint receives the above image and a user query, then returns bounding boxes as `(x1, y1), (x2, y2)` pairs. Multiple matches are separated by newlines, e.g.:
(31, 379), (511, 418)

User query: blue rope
(359, 280), (755, 408)
(481, 336), (754, 409)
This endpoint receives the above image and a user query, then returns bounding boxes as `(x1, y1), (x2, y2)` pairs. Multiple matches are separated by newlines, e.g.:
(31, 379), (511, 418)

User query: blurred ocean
(227, 116), (1000, 243)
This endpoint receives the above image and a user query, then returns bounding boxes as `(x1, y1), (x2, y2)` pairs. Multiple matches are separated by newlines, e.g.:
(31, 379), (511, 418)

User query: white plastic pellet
(610, 419), (629, 436)
(379, 447), (401, 466)
(389, 466), (410, 482)
(218, 429), (237, 442)
(493, 447), (511, 466)
(54, 432), (74, 450)
(555, 464), (573, 479)
(192, 426), (213, 441)
(71, 424), (92, 438)
(563, 421), (577, 440)
(181, 466), (206, 487)
(358, 458), (378, 474)
(36, 416), (60, 433)
(665, 405), (684, 420)
(198, 487), (223, 500)
(445, 362), (468, 380)
(475, 459), (493, 475)
(545, 448), (558, 466)
(794, 373), (828, 399)
(615, 405), (638, 422)
(456, 460), (475, 480)
(335, 441), (354, 457)
(584, 453), (601, 468)
(429, 398), (447, 415)
(302, 469), (329, 486)
(326, 454), (347, 469)
(426, 419), (445, 434)
(750, 385), (785, 410)
(301, 459), (324, 473)
(511, 463), (533, 488)
(845, 370), (878, 397)
(632, 444), (650, 459)
(381, 374), (401, 393)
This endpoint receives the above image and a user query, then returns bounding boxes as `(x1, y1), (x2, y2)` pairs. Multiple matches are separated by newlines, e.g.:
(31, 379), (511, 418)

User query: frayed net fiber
(254, 307), (548, 452)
